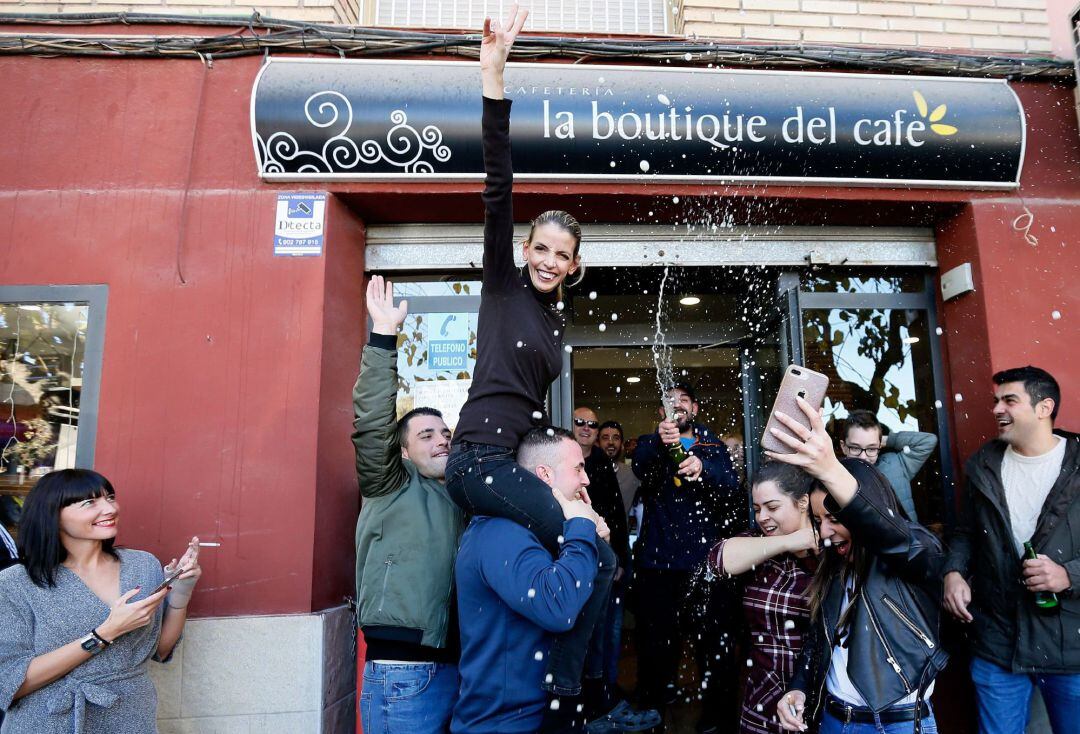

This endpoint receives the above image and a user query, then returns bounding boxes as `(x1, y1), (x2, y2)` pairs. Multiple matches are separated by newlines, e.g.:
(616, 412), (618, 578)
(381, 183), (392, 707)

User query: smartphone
(761, 365), (829, 454)
(150, 565), (187, 596)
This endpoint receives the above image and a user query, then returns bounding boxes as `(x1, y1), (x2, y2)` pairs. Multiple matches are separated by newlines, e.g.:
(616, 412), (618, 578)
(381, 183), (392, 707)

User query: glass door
(739, 273), (802, 483)
(797, 270), (954, 527)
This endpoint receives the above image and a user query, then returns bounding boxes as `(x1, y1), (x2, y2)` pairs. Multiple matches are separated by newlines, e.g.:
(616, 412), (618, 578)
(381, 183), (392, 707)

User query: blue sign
(428, 313), (469, 371)
(274, 192), (326, 256)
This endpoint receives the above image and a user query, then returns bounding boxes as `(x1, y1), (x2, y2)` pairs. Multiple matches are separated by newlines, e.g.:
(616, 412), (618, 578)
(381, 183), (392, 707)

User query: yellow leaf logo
(913, 91), (957, 136)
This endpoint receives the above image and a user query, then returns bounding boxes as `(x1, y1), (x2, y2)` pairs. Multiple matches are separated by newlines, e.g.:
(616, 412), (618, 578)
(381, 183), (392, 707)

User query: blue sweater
(452, 516), (599, 734)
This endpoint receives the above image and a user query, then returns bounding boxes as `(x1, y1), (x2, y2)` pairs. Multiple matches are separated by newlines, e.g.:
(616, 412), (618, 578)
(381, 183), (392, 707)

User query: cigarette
(198, 542), (221, 547)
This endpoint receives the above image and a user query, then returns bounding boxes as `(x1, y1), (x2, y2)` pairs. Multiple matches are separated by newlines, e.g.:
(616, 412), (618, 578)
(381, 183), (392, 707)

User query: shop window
(390, 279), (481, 429)
(801, 268), (924, 294)
(0, 287), (105, 520)
(372, 0), (673, 34)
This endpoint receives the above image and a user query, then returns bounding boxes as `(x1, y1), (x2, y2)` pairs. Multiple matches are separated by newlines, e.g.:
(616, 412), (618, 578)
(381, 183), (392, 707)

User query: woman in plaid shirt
(708, 463), (819, 733)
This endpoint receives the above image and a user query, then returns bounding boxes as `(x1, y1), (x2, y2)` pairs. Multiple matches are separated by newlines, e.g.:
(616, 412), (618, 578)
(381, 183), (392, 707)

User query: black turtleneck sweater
(453, 97), (565, 449)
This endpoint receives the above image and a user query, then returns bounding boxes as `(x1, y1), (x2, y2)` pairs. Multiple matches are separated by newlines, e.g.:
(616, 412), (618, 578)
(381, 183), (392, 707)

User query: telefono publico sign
(251, 58), (1024, 189)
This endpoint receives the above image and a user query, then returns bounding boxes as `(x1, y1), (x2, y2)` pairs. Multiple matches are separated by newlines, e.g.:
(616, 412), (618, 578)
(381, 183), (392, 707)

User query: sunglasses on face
(573, 418), (600, 429)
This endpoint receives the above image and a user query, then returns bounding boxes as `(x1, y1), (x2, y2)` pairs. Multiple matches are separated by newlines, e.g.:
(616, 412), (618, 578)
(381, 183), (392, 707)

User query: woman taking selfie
(443, 5), (616, 720)
(767, 400), (948, 734)
(0, 469), (201, 734)
(707, 462), (819, 734)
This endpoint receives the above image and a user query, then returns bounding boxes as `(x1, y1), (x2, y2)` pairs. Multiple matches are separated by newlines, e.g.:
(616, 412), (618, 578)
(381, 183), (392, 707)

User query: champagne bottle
(668, 441), (689, 487)
(1022, 542), (1059, 611)
(662, 397), (689, 486)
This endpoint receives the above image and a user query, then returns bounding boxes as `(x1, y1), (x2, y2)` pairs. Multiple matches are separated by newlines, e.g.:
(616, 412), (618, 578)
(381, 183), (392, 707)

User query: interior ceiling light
(679, 296), (701, 306)
(626, 376), (641, 383)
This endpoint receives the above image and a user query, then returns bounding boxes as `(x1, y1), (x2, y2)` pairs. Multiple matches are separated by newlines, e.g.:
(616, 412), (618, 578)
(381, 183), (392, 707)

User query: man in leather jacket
(764, 399), (948, 733)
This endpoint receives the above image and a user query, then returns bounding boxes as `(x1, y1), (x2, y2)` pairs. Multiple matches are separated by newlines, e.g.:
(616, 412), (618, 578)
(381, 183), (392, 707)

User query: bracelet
(91, 628), (113, 646)
(165, 601), (189, 611)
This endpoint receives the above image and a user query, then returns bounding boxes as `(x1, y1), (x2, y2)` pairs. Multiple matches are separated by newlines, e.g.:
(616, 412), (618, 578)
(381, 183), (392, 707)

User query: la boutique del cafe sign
(251, 58), (1025, 189)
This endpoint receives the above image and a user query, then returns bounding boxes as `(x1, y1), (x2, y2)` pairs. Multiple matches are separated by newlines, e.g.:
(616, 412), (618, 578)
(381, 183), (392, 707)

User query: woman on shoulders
(0, 469), (201, 734)
(443, 4), (617, 718)
(707, 462), (819, 734)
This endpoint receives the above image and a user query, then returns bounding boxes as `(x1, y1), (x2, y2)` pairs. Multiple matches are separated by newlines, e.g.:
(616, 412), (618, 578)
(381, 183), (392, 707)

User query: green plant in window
(2, 417), (54, 468)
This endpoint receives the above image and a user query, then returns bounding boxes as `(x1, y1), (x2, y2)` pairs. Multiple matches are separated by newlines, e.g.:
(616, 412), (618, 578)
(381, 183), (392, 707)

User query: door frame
(553, 270), (955, 525)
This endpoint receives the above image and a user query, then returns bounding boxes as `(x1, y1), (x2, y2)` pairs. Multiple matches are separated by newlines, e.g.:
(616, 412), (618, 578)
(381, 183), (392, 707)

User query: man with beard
(598, 420), (640, 515)
(631, 383), (746, 731)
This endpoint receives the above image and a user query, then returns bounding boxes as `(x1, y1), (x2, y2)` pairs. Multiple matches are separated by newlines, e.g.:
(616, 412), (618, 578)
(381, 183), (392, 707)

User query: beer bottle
(1022, 541), (1060, 611)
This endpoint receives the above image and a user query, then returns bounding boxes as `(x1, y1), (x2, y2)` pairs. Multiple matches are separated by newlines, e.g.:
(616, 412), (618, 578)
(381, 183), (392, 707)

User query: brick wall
(2, 0), (357, 25)
(680, 0), (1052, 54)
(3, 0), (1054, 55)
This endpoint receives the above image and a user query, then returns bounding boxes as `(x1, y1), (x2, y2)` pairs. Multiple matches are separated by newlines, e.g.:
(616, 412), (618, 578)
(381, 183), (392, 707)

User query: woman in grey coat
(0, 469), (201, 733)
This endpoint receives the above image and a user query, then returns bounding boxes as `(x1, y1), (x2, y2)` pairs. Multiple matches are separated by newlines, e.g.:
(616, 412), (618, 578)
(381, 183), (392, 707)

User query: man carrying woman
(443, 5), (616, 730)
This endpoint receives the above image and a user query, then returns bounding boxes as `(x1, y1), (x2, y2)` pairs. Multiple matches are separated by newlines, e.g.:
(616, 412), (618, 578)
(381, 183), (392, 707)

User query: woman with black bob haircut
(443, 5), (615, 726)
(766, 400), (949, 734)
(0, 469), (201, 734)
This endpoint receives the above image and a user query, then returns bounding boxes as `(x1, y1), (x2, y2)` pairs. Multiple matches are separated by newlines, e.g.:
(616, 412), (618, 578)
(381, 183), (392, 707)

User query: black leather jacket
(789, 459), (949, 725)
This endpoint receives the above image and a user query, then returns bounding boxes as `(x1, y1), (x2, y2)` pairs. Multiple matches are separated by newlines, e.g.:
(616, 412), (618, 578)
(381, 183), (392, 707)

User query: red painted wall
(2, 37), (1078, 617)
(0, 53), (365, 616)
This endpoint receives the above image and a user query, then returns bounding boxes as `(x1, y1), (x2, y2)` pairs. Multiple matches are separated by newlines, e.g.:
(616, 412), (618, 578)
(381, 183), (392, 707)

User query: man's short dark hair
(844, 409), (882, 440)
(993, 366), (1061, 421)
(517, 426), (575, 472)
(397, 406), (444, 447)
(669, 382), (698, 404)
(598, 420), (623, 438)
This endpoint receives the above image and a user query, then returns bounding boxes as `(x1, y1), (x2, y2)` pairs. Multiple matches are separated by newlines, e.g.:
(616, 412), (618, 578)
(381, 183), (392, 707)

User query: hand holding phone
(160, 537), (203, 609)
(761, 366), (829, 455)
(150, 565), (187, 596)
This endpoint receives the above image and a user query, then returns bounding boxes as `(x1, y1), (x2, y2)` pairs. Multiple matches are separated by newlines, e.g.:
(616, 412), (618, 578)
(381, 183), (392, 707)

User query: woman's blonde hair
(526, 209), (586, 293)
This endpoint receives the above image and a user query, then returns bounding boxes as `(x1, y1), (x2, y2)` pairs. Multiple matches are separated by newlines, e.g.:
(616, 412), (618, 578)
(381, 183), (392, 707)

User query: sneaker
(585, 700), (662, 733)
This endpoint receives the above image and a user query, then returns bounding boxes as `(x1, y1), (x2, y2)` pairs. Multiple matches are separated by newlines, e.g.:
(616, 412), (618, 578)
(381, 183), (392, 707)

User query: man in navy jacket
(452, 427), (606, 734)
(632, 383), (746, 729)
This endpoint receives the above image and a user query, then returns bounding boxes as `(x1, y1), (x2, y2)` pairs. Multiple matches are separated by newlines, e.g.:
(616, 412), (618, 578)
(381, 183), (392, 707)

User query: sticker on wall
(274, 192), (327, 256)
(426, 312), (470, 372)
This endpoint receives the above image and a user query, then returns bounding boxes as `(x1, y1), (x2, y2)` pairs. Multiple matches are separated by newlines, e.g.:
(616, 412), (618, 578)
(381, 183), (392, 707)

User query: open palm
(480, 4), (529, 77)
(366, 275), (407, 333)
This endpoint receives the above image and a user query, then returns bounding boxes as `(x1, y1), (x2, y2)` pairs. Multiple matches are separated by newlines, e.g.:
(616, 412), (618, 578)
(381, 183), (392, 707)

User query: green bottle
(1023, 542), (1060, 611)
(667, 441), (688, 487)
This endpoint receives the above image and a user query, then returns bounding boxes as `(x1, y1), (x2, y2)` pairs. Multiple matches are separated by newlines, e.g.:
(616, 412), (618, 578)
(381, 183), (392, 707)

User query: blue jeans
(970, 656), (1080, 734)
(359, 661), (458, 734)
(447, 441), (617, 696)
(820, 705), (938, 734)
(585, 580), (624, 686)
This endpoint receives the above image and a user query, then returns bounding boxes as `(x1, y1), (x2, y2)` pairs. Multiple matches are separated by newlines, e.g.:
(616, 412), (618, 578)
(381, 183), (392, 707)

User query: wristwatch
(80, 629), (112, 656)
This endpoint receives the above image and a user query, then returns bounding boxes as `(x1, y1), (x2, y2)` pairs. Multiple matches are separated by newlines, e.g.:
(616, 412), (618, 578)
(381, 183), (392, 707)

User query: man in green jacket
(353, 275), (466, 734)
